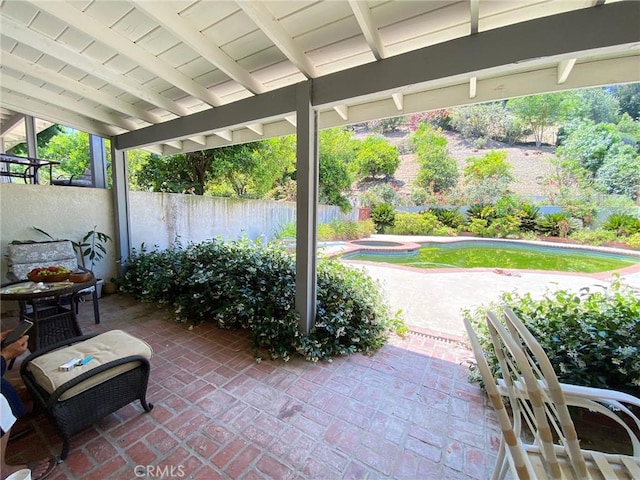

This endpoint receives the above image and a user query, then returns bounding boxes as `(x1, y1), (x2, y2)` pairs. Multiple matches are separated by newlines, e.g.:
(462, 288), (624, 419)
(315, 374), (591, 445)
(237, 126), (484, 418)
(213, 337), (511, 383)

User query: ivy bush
(121, 239), (404, 362)
(464, 280), (640, 396)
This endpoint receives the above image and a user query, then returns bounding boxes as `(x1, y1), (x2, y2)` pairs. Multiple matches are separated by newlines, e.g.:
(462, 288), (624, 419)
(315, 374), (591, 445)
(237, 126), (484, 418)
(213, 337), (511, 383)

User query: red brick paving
(5, 294), (499, 479)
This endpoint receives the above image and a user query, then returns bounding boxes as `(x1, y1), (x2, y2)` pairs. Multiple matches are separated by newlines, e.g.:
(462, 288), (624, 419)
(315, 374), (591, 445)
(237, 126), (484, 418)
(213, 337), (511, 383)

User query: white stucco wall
(1, 184), (117, 283)
(129, 191), (352, 252)
(1, 184), (354, 284)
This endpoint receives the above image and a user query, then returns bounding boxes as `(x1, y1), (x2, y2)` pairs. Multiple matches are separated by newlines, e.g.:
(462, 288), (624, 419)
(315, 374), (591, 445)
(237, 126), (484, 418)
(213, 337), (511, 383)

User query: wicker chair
(20, 332), (153, 460)
(464, 310), (640, 479)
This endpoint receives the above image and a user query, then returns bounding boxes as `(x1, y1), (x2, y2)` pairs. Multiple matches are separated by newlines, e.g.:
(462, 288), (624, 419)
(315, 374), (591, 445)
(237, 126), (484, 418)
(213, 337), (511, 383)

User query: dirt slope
(360, 129), (558, 198)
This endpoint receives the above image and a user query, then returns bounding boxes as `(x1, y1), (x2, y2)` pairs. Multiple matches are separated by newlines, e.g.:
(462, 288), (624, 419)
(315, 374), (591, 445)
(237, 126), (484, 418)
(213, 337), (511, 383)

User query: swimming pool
(342, 240), (640, 273)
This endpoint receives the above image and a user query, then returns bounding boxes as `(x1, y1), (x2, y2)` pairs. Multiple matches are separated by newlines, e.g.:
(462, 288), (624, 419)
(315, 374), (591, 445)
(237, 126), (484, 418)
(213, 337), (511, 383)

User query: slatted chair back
(487, 310), (589, 478)
(488, 308), (640, 480)
(463, 317), (541, 480)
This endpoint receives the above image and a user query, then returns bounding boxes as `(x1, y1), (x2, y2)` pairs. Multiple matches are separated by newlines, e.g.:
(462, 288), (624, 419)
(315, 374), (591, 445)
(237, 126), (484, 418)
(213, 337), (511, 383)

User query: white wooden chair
(464, 309), (640, 479)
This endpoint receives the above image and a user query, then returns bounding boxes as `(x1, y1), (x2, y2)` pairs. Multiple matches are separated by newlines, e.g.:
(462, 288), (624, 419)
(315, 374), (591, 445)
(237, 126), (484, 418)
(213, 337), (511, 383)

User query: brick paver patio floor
(5, 293), (499, 479)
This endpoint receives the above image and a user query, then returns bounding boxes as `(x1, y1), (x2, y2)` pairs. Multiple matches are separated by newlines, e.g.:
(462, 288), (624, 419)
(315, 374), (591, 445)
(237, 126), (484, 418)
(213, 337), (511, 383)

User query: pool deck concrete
(329, 235), (640, 340)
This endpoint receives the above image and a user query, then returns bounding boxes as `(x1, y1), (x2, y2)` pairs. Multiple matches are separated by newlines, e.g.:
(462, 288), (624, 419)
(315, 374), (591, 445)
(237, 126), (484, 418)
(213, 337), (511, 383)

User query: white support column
(25, 115), (37, 158)
(110, 143), (131, 276)
(295, 81), (318, 335)
(25, 115), (38, 182)
(0, 138), (7, 183)
(89, 134), (108, 188)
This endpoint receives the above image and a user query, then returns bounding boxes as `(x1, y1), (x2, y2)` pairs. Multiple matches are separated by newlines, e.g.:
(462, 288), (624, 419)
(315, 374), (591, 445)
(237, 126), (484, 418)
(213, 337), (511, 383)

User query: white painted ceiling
(1, 0), (639, 155)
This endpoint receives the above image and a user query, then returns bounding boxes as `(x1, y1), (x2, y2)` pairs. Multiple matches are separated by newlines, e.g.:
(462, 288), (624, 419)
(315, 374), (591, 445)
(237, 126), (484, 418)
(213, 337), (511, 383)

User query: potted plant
(102, 277), (118, 295)
(33, 226), (112, 297)
(74, 227), (112, 297)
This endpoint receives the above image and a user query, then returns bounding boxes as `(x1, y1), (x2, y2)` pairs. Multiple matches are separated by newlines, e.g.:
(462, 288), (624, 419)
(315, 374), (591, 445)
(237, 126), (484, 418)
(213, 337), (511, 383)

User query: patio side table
(0, 277), (97, 352)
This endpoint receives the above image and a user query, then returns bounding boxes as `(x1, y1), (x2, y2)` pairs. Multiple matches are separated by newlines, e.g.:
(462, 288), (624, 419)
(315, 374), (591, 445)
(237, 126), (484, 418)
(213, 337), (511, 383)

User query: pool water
(343, 241), (639, 273)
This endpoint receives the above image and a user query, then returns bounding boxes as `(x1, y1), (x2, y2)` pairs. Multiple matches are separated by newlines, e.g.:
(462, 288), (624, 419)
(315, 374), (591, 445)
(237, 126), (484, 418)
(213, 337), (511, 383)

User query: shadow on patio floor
(4, 293), (498, 479)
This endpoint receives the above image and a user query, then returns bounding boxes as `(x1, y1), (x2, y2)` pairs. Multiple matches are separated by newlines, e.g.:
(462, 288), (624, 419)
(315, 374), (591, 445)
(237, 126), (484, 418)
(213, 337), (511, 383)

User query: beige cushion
(27, 330), (153, 401)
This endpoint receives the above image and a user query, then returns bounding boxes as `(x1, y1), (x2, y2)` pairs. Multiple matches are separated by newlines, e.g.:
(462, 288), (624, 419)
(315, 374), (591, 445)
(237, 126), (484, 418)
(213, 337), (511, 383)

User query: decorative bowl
(68, 271), (93, 283)
(27, 272), (70, 283)
(27, 266), (71, 283)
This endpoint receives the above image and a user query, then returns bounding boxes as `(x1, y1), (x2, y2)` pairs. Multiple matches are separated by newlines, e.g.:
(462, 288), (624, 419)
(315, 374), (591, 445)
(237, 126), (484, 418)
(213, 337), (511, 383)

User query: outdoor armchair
(464, 309), (640, 479)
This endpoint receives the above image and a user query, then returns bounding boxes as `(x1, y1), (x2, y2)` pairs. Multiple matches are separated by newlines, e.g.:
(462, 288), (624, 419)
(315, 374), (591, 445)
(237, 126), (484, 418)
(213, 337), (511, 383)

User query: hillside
(357, 129), (558, 199)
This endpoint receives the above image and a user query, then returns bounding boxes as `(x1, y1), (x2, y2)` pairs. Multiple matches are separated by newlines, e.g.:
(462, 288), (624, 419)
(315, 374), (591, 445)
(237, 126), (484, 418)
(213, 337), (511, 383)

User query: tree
(616, 113), (640, 143)
(250, 136), (296, 197)
(449, 103), (505, 140)
(210, 143), (268, 197)
(575, 87), (620, 124)
(557, 121), (620, 177)
(370, 116), (406, 134)
(134, 152), (208, 194)
(507, 92), (578, 147)
(354, 135), (400, 179)
(611, 83), (640, 120)
(411, 124), (459, 192)
(463, 150), (513, 183)
(463, 150), (514, 204)
(41, 130), (100, 178)
(318, 128), (358, 211)
(595, 144), (640, 199)
(126, 149), (155, 190)
(8, 124), (65, 157)
(557, 120), (640, 200)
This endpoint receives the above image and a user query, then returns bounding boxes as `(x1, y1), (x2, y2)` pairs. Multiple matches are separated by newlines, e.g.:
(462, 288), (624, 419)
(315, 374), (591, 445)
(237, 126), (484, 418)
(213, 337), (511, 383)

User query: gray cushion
(7, 241), (77, 281)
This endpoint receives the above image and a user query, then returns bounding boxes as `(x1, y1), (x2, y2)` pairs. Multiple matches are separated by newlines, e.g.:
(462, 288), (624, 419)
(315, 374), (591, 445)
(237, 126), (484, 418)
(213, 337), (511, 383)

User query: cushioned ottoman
(20, 330), (154, 460)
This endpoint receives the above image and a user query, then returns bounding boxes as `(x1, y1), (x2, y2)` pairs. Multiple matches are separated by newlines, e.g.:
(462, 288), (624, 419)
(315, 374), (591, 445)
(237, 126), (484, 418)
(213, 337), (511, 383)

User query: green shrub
(328, 219), (375, 240)
(370, 117), (405, 134)
(121, 239), (404, 362)
(411, 124), (459, 192)
(466, 204), (497, 223)
(389, 211), (438, 235)
(627, 233), (640, 249)
(464, 149), (513, 182)
(432, 225), (458, 236)
(568, 228), (619, 246)
(515, 203), (540, 232)
(371, 203), (396, 233)
(427, 207), (465, 229)
(557, 193), (598, 227)
(275, 219), (375, 242)
(602, 214), (640, 236)
(410, 187), (428, 206)
(595, 144), (640, 200)
(536, 212), (580, 237)
(466, 216), (520, 238)
(359, 183), (399, 210)
(464, 281), (640, 396)
(449, 103), (505, 140)
(355, 135), (400, 179)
